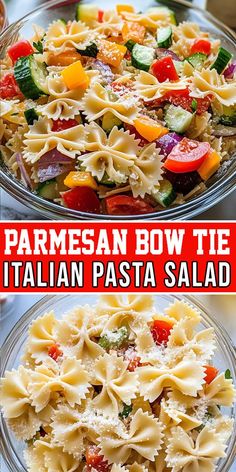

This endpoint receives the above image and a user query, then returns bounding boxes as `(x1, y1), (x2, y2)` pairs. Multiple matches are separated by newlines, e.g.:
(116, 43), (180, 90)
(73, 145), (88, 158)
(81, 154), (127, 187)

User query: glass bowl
(0, 0), (8, 32)
(0, 0), (235, 220)
(1, 294), (236, 471)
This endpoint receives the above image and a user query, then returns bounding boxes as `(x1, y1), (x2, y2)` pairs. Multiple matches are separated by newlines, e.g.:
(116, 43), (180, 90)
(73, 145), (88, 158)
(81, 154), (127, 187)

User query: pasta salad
(0, 3), (236, 215)
(0, 295), (235, 472)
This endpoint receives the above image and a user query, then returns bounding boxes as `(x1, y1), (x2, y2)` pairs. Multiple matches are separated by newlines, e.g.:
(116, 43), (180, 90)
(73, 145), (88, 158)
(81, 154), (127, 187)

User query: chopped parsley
(33, 40), (44, 54)
(191, 99), (198, 112)
(119, 403), (132, 419)
(225, 369), (232, 379)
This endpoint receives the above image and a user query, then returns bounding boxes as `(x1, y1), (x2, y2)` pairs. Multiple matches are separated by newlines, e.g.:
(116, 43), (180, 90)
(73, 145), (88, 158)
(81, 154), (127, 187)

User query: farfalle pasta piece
(29, 357), (90, 412)
(54, 306), (105, 367)
(25, 436), (82, 472)
(201, 372), (236, 407)
(129, 144), (163, 198)
(44, 20), (98, 55)
(92, 353), (139, 415)
(81, 82), (140, 124)
(135, 71), (189, 102)
(97, 294), (155, 316)
(123, 7), (175, 30)
(23, 311), (58, 364)
(38, 98), (81, 121)
(78, 123), (139, 184)
(23, 117), (86, 163)
(166, 318), (216, 365)
(190, 69), (236, 106)
(138, 358), (205, 402)
(164, 299), (202, 325)
(99, 408), (163, 463)
(166, 425), (228, 472)
(159, 398), (202, 432)
(94, 10), (123, 36)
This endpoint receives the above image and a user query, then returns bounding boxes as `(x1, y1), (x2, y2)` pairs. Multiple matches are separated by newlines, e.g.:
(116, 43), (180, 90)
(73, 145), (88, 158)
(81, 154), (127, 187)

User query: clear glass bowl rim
(1, 293), (236, 471)
(0, 0), (236, 219)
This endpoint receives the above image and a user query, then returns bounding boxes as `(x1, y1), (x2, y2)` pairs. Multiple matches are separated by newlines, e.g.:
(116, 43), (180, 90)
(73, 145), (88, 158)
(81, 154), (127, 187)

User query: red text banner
(0, 221), (235, 293)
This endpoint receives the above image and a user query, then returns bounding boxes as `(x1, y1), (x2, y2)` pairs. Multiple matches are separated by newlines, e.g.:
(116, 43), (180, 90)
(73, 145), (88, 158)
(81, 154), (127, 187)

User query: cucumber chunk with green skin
(102, 112), (122, 133)
(77, 42), (98, 58)
(14, 55), (48, 100)
(76, 3), (99, 23)
(186, 53), (207, 69)
(153, 179), (176, 207)
(210, 47), (233, 74)
(164, 104), (193, 133)
(131, 44), (155, 71)
(98, 326), (129, 350)
(119, 404), (132, 419)
(24, 108), (39, 125)
(157, 26), (172, 49)
(95, 171), (116, 187)
(125, 40), (136, 52)
(37, 180), (58, 200)
(219, 106), (236, 126)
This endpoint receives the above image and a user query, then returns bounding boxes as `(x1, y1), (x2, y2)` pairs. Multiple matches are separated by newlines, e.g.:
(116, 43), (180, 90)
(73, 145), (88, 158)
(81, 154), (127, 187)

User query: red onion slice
(16, 153), (32, 189)
(38, 164), (72, 183)
(224, 61), (236, 79)
(156, 132), (183, 157)
(91, 59), (114, 84)
(213, 125), (236, 137)
(39, 148), (73, 165)
(156, 48), (181, 62)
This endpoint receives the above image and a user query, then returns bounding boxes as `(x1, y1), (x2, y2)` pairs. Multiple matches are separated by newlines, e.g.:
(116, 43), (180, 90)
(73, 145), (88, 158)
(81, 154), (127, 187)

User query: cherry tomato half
(105, 195), (153, 215)
(164, 138), (210, 173)
(52, 119), (78, 132)
(62, 186), (101, 213)
(86, 446), (109, 472)
(190, 39), (211, 56)
(204, 365), (219, 384)
(151, 320), (173, 346)
(8, 40), (34, 64)
(0, 73), (23, 99)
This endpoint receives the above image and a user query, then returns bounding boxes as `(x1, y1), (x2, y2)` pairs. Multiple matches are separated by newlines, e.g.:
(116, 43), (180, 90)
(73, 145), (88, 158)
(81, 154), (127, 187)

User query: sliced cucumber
(165, 104), (193, 133)
(186, 52), (207, 69)
(219, 105), (236, 126)
(95, 171), (116, 187)
(76, 3), (99, 24)
(102, 112), (122, 133)
(125, 40), (136, 52)
(77, 42), (98, 57)
(157, 26), (172, 49)
(24, 108), (39, 125)
(14, 55), (48, 100)
(131, 44), (155, 72)
(210, 47), (233, 74)
(37, 180), (58, 200)
(153, 179), (176, 207)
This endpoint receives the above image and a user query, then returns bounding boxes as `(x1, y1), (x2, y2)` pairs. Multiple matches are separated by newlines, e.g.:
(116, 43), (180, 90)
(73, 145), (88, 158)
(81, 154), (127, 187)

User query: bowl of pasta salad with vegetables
(0, 0), (235, 219)
(0, 294), (236, 471)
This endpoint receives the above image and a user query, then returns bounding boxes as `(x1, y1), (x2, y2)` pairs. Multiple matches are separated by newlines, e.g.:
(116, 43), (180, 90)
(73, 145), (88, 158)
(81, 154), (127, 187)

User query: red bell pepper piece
(48, 344), (62, 361)
(52, 119), (78, 132)
(98, 10), (104, 22)
(151, 320), (173, 346)
(86, 446), (109, 471)
(62, 186), (101, 213)
(8, 40), (34, 64)
(204, 365), (219, 384)
(190, 39), (211, 56)
(152, 56), (179, 82)
(0, 73), (23, 99)
(105, 195), (153, 215)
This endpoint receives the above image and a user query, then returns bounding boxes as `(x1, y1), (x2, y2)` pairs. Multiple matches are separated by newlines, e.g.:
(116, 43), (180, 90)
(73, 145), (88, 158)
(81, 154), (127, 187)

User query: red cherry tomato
(145, 88), (212, 115)
(152, 56), (179, 82)
(62, 186), (101, 213)
(0, 73), (23, 99)
(106, 195), (153, 215)
(8, 40), (34, 64)
(151, 320), (174, 346)
(52, 119), (78, 132)
(190, 39), (211, 56)
(86, 446), (109, 472)
(98, 10), (104, 22)
(164, 137), (210, 173)
(48, 344), (62, 361)
(204, 365), (219, 384)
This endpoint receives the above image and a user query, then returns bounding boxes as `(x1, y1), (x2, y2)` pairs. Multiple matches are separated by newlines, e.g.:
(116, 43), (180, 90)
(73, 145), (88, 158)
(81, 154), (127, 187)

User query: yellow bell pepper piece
(197, 150), (221, 180)
(64, 171), (98, 190)
(134, 116), (169, 142)
(47, 51), (82, 67)
(97, 40), (127, 68)
(122, 21), (146, 44)
(61, 61), (89, 90)
(116, 4), (135, 15)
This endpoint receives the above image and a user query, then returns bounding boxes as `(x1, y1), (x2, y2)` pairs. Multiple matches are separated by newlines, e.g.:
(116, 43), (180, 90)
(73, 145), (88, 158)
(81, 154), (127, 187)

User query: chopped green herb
(119, 403), (132, 419)
(33, 40), (44, 54)
(225, 369), (232, 379)
(191, 99), (198, 112)
(98, 326), (129, 350)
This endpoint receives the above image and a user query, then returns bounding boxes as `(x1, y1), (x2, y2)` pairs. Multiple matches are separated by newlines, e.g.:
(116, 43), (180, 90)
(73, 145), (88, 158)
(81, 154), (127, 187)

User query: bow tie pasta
(1, 3), (235, 215)
(0, 295), (235, 472)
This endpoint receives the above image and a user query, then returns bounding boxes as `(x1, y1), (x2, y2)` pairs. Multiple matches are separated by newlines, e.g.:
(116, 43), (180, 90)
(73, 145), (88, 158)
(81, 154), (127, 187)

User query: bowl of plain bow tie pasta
(0, 294), (236, 472)
(0, 0), (235, 219)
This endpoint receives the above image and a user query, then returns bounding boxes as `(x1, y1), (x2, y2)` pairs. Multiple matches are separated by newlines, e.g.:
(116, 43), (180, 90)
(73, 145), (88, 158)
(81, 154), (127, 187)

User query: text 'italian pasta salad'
(0, 3), (236, 215)
(0, 295), (235, 471)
